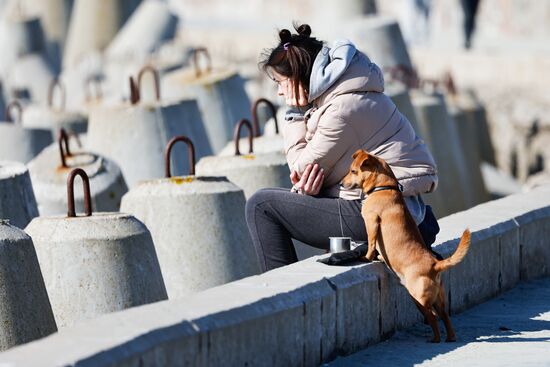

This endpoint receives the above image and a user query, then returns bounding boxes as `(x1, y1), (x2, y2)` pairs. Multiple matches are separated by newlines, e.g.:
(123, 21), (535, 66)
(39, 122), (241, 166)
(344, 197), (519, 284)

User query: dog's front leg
(364, 212), (381, 262)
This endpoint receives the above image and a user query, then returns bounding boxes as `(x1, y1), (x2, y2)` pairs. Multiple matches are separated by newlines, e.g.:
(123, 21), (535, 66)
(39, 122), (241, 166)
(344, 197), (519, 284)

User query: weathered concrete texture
(448, 104), (489, 206)
(27, 143), (128, 215)
(4, 54), (56, 104)
(120, 176), (260, 298)
(0, 221), (57, 351)
(411, 91), (469, 217)
(0, 121), (52, 163)
(342, 16), (413, 70)
(328, 278), (550, 367)
(386, 82), (420, 133)
(106, 0), (178, 60)
(0, 161), (39, 229)
(26, 212), (167, 328)
(63, 0), (141, 68)
(87, 99), (212, 188)
(196, 152), (291, 198)
(218, 134), (285, 156)
(22, 104), (88, 136)
(2, 186), (550, 365)
(162, 68), (251, 153)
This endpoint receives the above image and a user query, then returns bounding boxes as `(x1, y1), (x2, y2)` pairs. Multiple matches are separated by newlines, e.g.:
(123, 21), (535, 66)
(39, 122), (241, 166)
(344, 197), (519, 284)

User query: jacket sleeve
(283, 104), (355, 183)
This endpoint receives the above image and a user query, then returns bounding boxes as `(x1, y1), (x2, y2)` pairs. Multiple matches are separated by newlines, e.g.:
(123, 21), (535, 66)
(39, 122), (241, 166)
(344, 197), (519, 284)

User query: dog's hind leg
(364, 212), (381, 261)
(412, 297), (441, 343)
(433, 283), (456, 342)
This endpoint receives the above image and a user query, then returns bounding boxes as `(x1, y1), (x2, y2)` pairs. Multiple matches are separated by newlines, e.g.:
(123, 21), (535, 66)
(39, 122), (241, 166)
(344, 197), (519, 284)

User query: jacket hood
(309, 39), (385, 105)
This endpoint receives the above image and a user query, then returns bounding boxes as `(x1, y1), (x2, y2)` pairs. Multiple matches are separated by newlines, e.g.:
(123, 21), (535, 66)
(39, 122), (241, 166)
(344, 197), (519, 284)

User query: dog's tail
(434, 229), (471, 273)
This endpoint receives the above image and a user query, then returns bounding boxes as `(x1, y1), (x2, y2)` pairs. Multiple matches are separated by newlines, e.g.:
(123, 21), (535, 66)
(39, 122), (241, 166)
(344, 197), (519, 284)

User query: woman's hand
(285, 79), (309, 107)
(290, 163), (324, 196)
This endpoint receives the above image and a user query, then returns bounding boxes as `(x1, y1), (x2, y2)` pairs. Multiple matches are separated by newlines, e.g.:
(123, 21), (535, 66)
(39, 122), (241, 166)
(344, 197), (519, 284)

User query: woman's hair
(260, 23), (324, 103)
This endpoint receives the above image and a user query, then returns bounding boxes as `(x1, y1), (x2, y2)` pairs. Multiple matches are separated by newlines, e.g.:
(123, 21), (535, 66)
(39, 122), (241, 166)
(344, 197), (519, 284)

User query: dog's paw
(445, 337), (456, 343)
(428, 338), (441, 343)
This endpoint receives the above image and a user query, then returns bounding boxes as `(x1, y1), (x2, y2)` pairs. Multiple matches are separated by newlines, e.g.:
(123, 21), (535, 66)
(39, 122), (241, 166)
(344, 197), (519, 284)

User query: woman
(246, 24), (439, 272)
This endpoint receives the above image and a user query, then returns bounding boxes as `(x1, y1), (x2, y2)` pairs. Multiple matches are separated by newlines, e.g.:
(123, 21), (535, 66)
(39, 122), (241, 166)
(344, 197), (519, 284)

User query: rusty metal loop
(251, 98), (279, 137)
(442, 71), (457, 96)
(67, 168), (93, 218)
(129, 76), (140, 105)
(84, 76), (103, 102)
(191, 47), (213, 78)
(165, 136), (196, 178)
(384, 64), (419, 89)
(58, 128), (72, 168)
(48, 78), (66, 110)
(137, 65), (161, 101)
(234, 119), (254, 156)
(4, 100), (23, 123)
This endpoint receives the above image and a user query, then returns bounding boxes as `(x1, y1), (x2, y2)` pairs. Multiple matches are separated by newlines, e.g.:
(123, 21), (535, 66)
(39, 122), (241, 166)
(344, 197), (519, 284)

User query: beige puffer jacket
(283, 48), (438, 201)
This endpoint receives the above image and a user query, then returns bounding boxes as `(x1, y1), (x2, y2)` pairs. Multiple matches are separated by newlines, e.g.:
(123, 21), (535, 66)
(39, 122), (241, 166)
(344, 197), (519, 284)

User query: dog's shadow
(328, 278), (550, 366)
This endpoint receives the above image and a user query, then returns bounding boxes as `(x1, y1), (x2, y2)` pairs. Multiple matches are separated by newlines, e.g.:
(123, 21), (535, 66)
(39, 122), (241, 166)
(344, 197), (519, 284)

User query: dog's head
(341, 150), (399, 192)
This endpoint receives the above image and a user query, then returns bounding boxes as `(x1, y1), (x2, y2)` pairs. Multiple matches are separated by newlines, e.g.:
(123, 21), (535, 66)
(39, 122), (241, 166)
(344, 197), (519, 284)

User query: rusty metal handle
(48, 78), (66, 110)
(5, 101), (23, 123)
(58, 128), (71, 168)
(137, 65), (161, 101)
(234, 119), (254, 156)
(67, 168), (92, 217)
(191, 47), (213, 78)
(442, 71), (457, 96)
(129, 76), (140, 105)
(85, 76), (103, 102)
(383, 64), (419, 89)
(251, 98), (279, 137)
(165, 136), (196, 177)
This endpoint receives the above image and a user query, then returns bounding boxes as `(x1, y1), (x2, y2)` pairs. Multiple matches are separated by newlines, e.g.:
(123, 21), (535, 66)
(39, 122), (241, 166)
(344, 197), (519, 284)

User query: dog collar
(365, 184), (402, 196)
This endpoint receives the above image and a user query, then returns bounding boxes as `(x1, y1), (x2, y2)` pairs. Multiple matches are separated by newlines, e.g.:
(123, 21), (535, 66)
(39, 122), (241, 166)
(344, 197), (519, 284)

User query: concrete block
(0, 221), (57, 351)
(516, 207), (550, 280)
(5, 54), (55, 104)
(196, 152), (291, 199)
(0, 161), (39, 229)
(23, 104), (88, 136)
(121, 176), (260, 298)
(162, 67), (251, 153)
(327, 267), (380, 355)
(26, 212), (168, 328)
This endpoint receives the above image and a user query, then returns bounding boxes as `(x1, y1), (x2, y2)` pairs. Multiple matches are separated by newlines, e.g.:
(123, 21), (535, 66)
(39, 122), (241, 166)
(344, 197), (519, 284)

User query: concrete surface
(1, 184), (549, 365)
(120, 176), (260, 298)
(326, 277), (550, 367)
(0, 221), (57, 351)
(196, 151), (292, 199)
(27, 143), (128, 216)
(0, 161), (39, 229)
(0, 121), (52, 164)
(25, 212), (167, 329)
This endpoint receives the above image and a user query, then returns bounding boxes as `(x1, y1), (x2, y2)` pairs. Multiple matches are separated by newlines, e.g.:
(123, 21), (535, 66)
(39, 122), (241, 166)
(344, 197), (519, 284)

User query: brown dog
(341, 149), (471, 343)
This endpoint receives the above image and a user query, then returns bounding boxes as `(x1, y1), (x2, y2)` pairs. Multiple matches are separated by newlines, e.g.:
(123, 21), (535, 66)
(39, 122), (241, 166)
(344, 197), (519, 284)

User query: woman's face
(270, 70), (308, 107)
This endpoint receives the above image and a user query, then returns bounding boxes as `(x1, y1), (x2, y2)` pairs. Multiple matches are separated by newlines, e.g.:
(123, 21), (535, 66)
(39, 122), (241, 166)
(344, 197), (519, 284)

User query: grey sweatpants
(245, 188), (439, 272)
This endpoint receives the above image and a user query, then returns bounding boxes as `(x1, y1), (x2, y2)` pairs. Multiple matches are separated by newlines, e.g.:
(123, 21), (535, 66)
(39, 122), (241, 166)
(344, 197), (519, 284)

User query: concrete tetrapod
(87, 75), (212, 188)
(63, 0), (141, 68)
(386, 82), (421, 133)
(0, 220), (57, 351)
(196, 119), (291, 199)
(106, 0), (178, 61)
(219, 98), (284, 156)
(26, 168), (167, 328)
(0, 161), (38, 229)
(411, 91), (470, 217)
(448, 104), (490, 206)
(0, 101), (52, 163)
(343, 16), (413, 71)
(22, 79), (88, 137)
(28, 129), (127, 216)
(121, 136), (260, 298)
(162, 47), (251, 153)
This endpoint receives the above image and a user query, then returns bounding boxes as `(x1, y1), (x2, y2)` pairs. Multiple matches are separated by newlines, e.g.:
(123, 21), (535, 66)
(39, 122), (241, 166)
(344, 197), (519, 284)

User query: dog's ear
(352, 149), (365, 160)
(359, 153), (374, 170)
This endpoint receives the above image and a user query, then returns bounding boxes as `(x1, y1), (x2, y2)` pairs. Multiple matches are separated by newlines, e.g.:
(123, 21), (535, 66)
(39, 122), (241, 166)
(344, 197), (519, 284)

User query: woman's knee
(245, 188), (285, 222)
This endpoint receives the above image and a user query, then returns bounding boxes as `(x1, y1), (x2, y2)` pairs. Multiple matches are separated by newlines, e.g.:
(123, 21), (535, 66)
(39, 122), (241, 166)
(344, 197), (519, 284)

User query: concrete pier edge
(1, 186), (550, 366)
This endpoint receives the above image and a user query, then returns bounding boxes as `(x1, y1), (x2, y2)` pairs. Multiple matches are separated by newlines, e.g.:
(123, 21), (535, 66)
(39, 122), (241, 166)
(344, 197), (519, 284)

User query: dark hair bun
(296, 24), (312, 37)
(279, 29), (292, 43)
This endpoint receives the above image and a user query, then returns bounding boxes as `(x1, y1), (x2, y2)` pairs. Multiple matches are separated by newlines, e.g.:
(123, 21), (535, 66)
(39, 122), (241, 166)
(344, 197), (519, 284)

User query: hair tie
(283, 42), (291, 50)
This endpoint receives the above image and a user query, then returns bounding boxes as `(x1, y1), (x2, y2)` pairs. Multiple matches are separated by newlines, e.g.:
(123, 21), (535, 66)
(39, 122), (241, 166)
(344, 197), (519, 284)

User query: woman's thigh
(248, 188), (368, 249)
